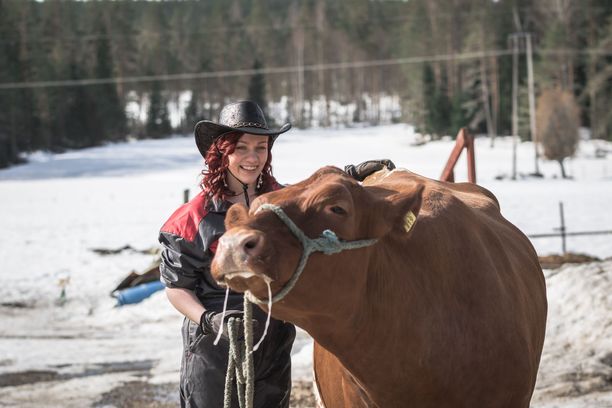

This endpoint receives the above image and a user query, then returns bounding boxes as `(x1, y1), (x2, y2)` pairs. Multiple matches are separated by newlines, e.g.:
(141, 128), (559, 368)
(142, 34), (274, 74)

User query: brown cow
(211, 166), (547, 408)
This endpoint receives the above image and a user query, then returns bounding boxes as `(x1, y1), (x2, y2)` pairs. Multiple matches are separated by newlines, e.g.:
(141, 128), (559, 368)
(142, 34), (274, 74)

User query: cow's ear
(226, 203), (249, 229)
(370, 184), (425, 238)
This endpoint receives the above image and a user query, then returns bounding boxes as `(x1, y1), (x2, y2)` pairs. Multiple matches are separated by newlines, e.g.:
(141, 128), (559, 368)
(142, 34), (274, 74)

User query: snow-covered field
(0, 124), (611, 407)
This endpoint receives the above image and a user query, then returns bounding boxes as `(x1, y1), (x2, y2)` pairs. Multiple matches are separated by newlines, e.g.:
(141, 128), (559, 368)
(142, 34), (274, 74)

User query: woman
(158, 100), (295, 408)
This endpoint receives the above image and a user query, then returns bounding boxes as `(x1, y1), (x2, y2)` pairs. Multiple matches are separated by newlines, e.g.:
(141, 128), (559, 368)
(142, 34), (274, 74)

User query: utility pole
(508, 31), (541, 180)
(525, 33), (541, 176)
(510, 34), (519, 180)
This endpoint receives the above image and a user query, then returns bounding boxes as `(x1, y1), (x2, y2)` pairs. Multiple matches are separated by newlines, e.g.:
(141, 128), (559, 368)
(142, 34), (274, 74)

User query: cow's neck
(298, 237), (427, 402)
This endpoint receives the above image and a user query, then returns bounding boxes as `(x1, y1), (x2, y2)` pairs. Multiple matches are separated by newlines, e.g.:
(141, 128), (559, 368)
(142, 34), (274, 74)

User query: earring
(223, 176), (229, 188)
(257, 174), (263, 190)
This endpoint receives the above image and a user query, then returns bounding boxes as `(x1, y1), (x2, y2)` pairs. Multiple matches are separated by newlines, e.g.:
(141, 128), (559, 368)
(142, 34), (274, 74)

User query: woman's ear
(367, 184), (425, 238)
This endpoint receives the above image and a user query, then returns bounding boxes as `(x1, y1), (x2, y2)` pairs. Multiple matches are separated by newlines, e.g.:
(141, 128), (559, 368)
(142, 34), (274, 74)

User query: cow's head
(211, 166), (424, 326)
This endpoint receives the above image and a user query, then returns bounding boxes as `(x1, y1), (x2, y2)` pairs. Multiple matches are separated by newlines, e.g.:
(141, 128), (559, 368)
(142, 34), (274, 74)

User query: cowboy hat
(194, 100), (291, 158)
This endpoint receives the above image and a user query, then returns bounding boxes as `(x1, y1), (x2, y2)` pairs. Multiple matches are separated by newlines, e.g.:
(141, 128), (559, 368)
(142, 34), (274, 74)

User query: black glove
(344, 159), (396, 181)
(200, 310), (259, 340)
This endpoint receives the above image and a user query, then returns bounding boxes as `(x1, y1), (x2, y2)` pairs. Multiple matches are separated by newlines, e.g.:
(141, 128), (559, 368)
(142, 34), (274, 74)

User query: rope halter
(245, 203), (379, 304)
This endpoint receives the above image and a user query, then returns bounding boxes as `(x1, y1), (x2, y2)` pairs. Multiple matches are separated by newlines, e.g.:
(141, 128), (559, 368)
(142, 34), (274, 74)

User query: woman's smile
(240, 164), (259, 172)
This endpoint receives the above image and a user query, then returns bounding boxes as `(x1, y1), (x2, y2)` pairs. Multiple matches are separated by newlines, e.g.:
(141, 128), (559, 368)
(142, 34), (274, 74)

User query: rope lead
(246, 203), (379, 304)
(223, 295), (256, 408)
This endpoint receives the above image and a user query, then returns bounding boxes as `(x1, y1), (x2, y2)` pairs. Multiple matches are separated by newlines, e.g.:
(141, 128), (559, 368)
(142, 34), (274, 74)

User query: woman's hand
(344, 159), (396, 181)
(200, 310), (260, 340)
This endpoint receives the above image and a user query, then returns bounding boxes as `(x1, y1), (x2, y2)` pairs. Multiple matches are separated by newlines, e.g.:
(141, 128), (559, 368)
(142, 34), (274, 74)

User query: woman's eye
(330, 206), (347, 215)
(236, 146), (247, 151)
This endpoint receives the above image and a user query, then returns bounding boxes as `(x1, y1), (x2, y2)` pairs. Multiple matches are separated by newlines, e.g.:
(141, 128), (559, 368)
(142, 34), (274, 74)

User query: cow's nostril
(244, 239), (258, 250)
(241, 234), (263, 256)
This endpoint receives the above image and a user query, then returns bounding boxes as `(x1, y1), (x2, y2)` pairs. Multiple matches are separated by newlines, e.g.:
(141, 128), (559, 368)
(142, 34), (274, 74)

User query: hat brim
(194, 121), (291, 159)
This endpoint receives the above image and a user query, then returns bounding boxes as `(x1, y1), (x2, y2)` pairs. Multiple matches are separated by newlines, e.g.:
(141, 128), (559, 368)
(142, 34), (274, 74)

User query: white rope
(252, 281), (273, 352)
(214, 286), (231, 346)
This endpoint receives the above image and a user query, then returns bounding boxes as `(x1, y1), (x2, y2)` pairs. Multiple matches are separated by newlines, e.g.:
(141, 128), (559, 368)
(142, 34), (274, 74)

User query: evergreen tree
(0, 1), (41, 167)
(63, 60), (97, 148)
(1, 0), (611, 167)
(0, 1), (22, 167)
(146, 80), (172, 139)
(247, 59), (270, 122)
(183, 92), (200, 134)
(450, 92), (469, 135)
(92, 19), (126, 143)
(585, 2), (612, 140)
(422, 63), (451, 137)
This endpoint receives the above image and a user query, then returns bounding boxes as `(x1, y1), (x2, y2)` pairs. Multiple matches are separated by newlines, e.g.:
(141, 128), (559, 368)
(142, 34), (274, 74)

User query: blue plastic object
(114, 280), (164, 306)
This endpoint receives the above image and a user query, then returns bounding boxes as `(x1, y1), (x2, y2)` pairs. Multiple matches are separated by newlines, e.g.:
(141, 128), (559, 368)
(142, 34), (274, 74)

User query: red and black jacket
(158, 183), (282, 309)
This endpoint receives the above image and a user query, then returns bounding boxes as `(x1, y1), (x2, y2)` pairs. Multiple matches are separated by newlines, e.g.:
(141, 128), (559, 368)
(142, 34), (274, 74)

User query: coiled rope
(219, 202), (379, 408)
(222, 294), (255, 408)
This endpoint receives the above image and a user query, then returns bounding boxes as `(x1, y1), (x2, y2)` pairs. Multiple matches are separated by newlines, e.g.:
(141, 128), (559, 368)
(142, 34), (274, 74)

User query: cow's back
(361, 169), (547, 407)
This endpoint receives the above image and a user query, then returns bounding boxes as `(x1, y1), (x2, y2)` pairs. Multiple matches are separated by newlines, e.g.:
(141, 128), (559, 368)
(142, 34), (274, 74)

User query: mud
(93, 379), (315, 408)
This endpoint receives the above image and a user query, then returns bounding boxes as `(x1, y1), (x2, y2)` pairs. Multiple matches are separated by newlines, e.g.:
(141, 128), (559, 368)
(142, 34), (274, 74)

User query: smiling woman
(158, 100), (295, 408)
(201, 131), (275, 207)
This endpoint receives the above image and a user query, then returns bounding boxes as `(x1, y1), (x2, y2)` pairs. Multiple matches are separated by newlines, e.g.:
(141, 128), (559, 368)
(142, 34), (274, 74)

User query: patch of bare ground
(539, 252), (601, 270)
(290, 380), (316, 407)
(94, 381), (178, 408)
(92, 380), (315, 407)
(0, 370), (59, 387)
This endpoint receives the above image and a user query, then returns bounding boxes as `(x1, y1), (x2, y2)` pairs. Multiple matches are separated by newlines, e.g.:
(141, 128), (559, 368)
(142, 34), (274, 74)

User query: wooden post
(559, 201), (567, 254)
(440, 128), (477, 184)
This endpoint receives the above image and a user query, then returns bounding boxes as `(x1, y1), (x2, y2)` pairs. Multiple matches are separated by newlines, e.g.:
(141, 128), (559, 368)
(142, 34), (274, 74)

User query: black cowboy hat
(194, 100), (291, 158)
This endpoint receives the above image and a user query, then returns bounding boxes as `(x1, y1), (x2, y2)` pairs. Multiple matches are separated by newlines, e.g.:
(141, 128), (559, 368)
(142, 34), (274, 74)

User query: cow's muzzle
(212, 228), (269, 285)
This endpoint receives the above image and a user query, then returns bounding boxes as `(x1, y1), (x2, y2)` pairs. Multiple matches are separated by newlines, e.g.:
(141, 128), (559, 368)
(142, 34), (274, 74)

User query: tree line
(0, 0), (610, 169)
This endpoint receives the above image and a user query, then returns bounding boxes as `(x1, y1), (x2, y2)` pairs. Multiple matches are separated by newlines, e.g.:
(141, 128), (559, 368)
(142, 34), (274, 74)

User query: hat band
(231, 121), (268, 130)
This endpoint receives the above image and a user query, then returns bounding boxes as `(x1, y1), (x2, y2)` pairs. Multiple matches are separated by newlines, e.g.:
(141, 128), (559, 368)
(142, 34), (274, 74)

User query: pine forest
(0, 0), (610, 168)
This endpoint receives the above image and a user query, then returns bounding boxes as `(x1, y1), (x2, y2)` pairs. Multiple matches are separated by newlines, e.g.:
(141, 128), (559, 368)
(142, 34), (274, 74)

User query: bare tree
(536, 88), (580, 178)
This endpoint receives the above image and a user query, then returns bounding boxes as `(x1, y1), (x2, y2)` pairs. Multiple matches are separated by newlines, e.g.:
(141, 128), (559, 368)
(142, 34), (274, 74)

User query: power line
(0, 48), (610, 91)
(0, 50), (512, 90)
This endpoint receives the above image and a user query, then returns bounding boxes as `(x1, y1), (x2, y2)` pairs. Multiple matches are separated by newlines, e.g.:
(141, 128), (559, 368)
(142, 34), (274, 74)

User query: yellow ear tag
(403, 211), (416, 233)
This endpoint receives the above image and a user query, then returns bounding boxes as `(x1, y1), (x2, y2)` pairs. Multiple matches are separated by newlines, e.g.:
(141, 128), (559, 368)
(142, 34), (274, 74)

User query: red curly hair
(200, 131), (277, 200)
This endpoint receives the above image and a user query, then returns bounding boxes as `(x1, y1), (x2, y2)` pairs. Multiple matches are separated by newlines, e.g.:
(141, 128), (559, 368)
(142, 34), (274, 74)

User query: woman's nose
(245, 150), (260, 161)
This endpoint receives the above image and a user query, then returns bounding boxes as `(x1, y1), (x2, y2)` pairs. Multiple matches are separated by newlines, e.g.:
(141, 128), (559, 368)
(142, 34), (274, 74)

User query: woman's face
(227, 133), (269, 185)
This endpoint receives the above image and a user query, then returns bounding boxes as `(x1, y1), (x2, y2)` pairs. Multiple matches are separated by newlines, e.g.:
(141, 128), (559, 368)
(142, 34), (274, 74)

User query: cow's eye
(329, 206), (347, 215)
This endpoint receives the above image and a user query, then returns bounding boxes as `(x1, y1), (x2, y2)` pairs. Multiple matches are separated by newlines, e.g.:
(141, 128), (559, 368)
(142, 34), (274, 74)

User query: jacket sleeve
(158, 230), (211, 290)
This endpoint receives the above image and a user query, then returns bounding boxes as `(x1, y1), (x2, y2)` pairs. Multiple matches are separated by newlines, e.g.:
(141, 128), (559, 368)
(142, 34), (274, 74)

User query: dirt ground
(0, 368), (316, 408)
(94, 379), (316, 408)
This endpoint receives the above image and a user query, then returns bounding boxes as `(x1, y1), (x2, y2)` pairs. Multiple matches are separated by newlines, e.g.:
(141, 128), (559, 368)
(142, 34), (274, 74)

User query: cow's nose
(212, 229), (268, 285)
(218, 230), (265, 260)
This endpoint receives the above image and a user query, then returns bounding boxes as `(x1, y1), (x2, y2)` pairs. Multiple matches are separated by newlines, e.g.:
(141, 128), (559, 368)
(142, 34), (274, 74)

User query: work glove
(344, 159), (396, 182)
(200, 310), (259, 340)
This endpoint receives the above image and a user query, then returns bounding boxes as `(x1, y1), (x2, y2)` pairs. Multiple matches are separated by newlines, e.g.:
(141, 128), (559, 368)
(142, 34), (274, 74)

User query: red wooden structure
(440, 127), (476, 183)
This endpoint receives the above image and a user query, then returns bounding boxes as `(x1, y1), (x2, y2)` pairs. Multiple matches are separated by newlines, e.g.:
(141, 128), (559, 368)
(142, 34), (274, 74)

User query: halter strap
(245, 203), (378, 304)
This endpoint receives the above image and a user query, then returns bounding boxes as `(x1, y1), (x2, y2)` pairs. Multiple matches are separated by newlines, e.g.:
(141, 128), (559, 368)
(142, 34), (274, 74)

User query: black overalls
(159, 191), (295, 408)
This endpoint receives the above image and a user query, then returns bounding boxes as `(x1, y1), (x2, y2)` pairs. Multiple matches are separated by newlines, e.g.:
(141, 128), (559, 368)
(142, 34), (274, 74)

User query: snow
(1, 124), (611, 406)
(532, 261), (612, 408)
